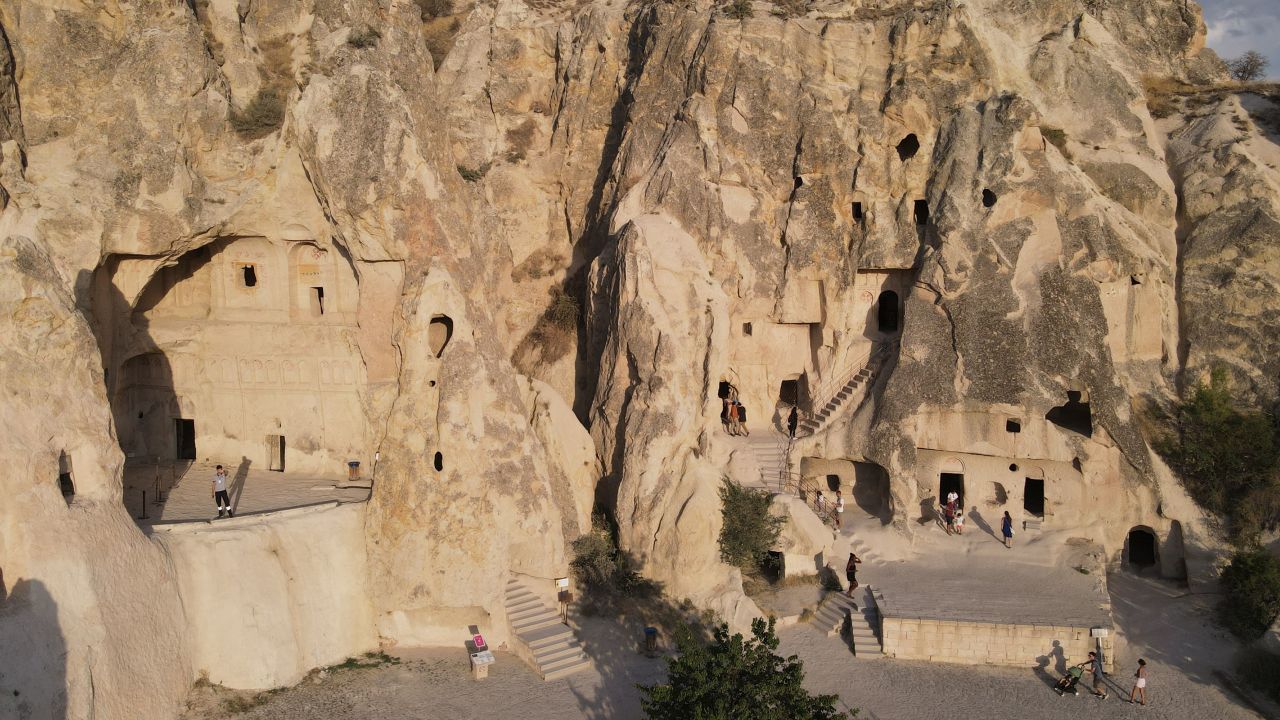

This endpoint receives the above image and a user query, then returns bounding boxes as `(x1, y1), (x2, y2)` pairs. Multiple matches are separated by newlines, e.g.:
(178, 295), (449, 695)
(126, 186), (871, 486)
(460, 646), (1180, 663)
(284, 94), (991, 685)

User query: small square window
(743, 322), (753, 336)
(1006, 419), (1022, 433)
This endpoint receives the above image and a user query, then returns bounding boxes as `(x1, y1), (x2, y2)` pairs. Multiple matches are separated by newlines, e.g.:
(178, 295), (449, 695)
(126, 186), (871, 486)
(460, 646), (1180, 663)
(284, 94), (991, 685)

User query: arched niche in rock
(428, 315), (454, 358)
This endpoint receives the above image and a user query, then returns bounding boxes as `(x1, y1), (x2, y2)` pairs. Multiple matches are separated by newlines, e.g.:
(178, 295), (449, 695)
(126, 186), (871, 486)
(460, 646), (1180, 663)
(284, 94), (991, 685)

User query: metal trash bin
(644, 626), (658, 653)
(347, 461), (361, 480)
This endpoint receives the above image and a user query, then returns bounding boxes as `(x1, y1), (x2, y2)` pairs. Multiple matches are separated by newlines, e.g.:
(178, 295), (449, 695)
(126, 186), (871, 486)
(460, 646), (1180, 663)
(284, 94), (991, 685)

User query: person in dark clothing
(737, 402), (750, 436)
(1002, 511), (1014, 549)
(787, 405), (798, 438)
(844, 552), (862, 597)
(211, 464), (233, 518)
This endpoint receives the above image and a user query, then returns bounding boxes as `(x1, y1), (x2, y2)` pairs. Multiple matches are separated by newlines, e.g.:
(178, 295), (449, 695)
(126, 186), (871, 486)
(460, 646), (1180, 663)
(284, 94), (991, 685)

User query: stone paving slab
(123, 461), (369, 525)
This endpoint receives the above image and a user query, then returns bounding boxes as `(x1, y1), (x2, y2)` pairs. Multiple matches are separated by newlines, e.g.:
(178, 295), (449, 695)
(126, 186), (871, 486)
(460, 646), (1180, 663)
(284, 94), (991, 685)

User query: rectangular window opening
(742, 321), (753, 336)
(311, 286), (325, 316)
(914, 199), (929, 225)
(1006, 419), (1022, 433)
(852, 202), (864, 221)
(240, 264), (258, 288)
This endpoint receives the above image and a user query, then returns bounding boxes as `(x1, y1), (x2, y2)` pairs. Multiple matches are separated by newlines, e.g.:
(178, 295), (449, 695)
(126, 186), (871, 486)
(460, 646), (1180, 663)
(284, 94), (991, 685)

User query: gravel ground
(181, 572), (1267, 720)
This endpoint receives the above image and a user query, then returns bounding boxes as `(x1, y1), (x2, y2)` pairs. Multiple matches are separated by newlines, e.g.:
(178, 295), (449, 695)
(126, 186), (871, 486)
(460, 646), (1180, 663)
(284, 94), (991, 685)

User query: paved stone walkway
(123, 461), (369, 525)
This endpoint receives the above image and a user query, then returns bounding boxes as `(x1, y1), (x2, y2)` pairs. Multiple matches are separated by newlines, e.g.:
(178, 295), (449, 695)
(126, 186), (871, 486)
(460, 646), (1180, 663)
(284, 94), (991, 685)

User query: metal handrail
(806, 344), (880, 419)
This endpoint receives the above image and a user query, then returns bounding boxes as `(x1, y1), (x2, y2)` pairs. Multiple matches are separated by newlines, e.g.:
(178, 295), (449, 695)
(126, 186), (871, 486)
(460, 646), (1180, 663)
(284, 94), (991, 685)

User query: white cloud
(1198, 0), (1280, 78)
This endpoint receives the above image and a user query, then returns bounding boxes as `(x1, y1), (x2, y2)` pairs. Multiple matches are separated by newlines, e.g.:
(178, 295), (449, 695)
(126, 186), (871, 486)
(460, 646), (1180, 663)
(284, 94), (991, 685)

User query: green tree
(718, 479), (784, 572)
(639, 618), (853, 720)
(1220, 549), (1280, 640)
(1155, 368), (1280, 541)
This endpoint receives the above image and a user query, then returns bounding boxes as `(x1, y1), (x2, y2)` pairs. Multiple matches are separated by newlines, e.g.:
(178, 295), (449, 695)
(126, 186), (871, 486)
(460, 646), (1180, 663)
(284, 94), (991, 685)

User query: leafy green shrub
(1220, 549), (1280, 640)
(348, 26), (381, 49)
(719, 479), (784, 572)
(639, 618), (853, 719)
(1237, 647), (1280, 704)
(231, 84), (287, 140)
(1154, 367), (1280, 542)
(724, 0), (753, 19)
(570, 513), (657, 600)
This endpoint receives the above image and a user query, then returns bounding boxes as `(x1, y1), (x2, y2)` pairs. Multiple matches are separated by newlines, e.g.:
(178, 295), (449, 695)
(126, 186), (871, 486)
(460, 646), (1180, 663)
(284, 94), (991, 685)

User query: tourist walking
(834, 490), (845, 530)
(721, 397), (731, 433)
(1086, 651), (1107, 699)
(212, 464), (233, 519)
(727, 401), (741, 436)
(1002, 511), (1014, 548)
(844, 552), (862, 596)
(1128, 658), (1148, 706)
(737, 402), (750, 436)
(943, 503), (954, 535)
(952, 507), (965, 535)
(787, 405), (798, 439)
(946, 489), (959, 508)
(815, 490), (826, 516)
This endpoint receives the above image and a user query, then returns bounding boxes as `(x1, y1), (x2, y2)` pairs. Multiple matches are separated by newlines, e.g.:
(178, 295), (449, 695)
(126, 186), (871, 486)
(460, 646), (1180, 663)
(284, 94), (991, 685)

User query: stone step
(510, 603), (555, 622)
(512, 611), (562, 633)
(534, 640), (585, 665)
(541, 653), (591, 681)
(520, 623), (575, 649)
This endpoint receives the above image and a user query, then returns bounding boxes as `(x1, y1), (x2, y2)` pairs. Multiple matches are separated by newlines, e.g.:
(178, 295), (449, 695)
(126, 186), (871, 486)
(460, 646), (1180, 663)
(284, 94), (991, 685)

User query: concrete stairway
(748, 433), (789, 489)
(810, 587), (883, 658)
(504, 579), (591, 680)
(798, 345), (892, 438)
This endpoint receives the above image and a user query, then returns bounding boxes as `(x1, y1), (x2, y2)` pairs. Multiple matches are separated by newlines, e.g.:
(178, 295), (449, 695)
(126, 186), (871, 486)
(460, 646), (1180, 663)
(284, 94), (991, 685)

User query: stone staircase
(798, 344), (893, 438)
(504, 578), (591, 680)
(810, 586), (883, 658)
(747, 433), (790, 489)
(1023, 517), (1043, 531)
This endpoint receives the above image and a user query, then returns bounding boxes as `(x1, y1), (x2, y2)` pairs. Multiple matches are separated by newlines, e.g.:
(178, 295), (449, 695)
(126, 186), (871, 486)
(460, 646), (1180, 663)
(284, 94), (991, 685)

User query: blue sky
(1198, 0), (1279, 79)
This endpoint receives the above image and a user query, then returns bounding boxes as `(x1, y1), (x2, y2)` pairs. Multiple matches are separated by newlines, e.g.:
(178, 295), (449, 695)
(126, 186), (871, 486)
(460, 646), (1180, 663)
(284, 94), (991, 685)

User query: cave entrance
(939, 472), (964, 508)
(1126, 527), (1158, 568)
(778, 379), (799, 406)
(1046, 390), (1092, 437)
(876, 290), (900, 333)
(267, 434), (285, 472)
(1023, 478), (1045, 517)
(896, 133), (920, 161)
(175, 419), (196, 461)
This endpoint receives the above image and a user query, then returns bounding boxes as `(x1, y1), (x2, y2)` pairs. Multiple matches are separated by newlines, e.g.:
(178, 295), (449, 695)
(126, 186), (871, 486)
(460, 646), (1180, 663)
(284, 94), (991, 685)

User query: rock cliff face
(1, 0), (1277, 717)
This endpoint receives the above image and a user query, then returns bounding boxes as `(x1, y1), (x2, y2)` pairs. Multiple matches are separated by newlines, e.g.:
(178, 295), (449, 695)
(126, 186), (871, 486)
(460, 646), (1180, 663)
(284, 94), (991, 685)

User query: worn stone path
(124, 461), (368, 525)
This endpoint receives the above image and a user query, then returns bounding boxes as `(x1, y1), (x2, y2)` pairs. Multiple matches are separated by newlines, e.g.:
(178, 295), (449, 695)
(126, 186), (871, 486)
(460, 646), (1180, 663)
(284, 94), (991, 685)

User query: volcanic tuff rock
(1, 0), (1278, 717)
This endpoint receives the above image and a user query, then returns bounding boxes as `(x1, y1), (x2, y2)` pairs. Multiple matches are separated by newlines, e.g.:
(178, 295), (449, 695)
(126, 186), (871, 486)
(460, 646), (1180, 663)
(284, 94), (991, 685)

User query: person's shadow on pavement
(1034, 640), (1067, 689)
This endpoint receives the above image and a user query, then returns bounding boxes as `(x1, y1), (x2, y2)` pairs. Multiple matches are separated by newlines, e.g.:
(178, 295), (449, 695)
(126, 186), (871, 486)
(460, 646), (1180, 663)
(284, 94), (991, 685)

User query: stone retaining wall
(880, 616), (1116, 671)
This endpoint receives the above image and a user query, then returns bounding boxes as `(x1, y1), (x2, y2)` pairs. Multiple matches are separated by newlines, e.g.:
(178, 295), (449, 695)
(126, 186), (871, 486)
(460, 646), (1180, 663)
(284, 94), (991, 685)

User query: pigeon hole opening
(1024, 478), (1045, 517)
(1126, 527), (1158, 567)
(58, 451), (75, 501)
(240, 264), (258, 288)
(982, 189), (997, 208)
(743, 322), (753, 336)
(914, 199), (929, 225)
(852, 202), (864, 221)
(896, 134), (920, 161)
(1006, 418), (1021, 433)
(428, 315), (454, 357)
(876, 290), (900, 333)
(433, 452), (444, 472)
(1046, 390), (1093, 437)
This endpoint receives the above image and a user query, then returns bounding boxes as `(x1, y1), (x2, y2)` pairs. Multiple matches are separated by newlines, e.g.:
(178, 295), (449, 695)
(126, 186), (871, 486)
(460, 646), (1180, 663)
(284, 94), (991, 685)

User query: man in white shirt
(212, 465), (233, 518)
